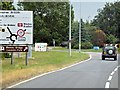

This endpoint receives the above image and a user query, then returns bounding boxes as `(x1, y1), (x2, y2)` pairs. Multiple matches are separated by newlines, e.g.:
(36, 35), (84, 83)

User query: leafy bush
(81, 42), (93, 49)
(2, 53), (11, 59)
(118, 48), (120, 54)
(73, 43), (79, 49)
(106, 34), (118, 44)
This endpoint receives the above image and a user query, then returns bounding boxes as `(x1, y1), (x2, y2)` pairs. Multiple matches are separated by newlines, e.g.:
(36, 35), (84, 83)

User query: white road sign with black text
(0, 10), (33, 44)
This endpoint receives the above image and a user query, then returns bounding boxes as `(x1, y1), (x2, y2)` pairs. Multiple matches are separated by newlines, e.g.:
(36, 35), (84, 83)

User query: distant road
(11, 52), (118, 88)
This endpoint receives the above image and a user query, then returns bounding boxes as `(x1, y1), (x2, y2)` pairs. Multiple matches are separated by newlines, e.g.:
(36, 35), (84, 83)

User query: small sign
(93, 46), (99, 50)
(35, 43), (47, 52)
(2, 46), (28, 52)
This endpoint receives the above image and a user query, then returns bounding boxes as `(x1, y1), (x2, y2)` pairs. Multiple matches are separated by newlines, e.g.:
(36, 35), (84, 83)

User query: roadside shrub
(73, 43), (79, 49)
(81, 42), (93, 49)
(118, 48), (120, 54)
(2, 53), (11, 59)
(106, 34), (118, 44)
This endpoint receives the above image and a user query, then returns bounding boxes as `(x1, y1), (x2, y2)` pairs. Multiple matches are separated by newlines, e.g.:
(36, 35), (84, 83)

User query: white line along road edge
(105, 65), (119, 88)
(8, 53), (92, 88)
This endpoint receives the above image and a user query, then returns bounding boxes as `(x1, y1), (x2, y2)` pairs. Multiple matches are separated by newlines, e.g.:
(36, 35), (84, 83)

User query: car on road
(102, 46), (117, 60)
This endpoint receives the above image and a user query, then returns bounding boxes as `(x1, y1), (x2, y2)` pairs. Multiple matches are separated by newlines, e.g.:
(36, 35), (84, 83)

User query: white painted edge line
(8, 54), (92, 88)
(108, 76), (112, 81)
(105, 66), (118, 88)
(105, 82), (110, 88)
(110, 71), (115, 76)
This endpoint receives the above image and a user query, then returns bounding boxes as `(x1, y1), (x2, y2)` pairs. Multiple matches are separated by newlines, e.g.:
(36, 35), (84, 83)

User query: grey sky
(72, 2), (105, 22)
(71, 0), (118, 22)
(13, 0), (118, 22)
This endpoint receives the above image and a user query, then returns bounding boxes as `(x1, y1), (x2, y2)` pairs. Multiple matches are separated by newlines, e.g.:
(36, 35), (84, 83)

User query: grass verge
(118, 48), (120, 54)
(52, 47), (102, 52)
(81, 48), (102, 52)
(2, 51), (89, 88)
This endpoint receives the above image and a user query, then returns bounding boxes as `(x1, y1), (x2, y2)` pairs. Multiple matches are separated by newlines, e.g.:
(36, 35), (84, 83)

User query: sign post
(26, 52), (28, 66)
(0, 10), (33, 65)
(69, 1), (72, 56)
(11, 52), (13, 65)
(28, 45), (32, 58)
(2, 45), (29, 65)
(18, 52), (20, 58)
(53, 39), (55, 47)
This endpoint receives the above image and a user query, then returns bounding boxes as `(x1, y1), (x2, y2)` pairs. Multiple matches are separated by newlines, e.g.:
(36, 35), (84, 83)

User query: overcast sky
(71, 0), (119, 22)
(13, 0), (119, 22)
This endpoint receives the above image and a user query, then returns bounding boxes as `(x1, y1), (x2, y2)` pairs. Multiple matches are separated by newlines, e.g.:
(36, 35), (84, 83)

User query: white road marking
(105, 82), (110, 88)
(105, 66), (118, 88)
(114, 67), (118, 72)
(8, 54), (92, 88)
(110, 71), (115, 76)
(108, 76), (112, 81)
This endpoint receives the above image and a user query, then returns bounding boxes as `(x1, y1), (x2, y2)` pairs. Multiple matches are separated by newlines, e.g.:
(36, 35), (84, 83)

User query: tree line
(1, 1), (120, 49)
(72, 1), (120, 49)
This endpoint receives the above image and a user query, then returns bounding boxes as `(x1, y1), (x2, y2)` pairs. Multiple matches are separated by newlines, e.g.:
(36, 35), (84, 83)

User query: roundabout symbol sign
(17, 29), (26, 37)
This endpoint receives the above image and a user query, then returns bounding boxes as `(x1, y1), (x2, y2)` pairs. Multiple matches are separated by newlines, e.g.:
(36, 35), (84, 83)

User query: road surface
(11, 52), (118, 88)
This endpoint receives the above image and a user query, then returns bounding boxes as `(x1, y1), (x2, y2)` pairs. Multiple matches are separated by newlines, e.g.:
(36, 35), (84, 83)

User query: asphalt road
(12, 52), (118, 88)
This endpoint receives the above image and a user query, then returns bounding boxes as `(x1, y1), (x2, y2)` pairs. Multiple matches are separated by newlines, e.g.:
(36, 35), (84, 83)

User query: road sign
(0, 10), (33, 44)
(35, 43), (47, 52)
(2, 46), (28, 52)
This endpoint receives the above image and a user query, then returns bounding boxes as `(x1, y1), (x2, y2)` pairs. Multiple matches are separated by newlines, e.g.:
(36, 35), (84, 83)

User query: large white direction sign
(0, 10), (33, 44)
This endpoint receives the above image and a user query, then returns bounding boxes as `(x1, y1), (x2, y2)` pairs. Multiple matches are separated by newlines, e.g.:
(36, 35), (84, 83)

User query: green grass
(52, 47), (68, 50)
(2, 51), (89, 87)
(52, 46), (102, 52)
(81, 48), (102, 52)
(118, 48), (120, 54)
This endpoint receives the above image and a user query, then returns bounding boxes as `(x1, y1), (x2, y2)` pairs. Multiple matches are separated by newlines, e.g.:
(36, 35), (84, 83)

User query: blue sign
(93, 46), (100, 50)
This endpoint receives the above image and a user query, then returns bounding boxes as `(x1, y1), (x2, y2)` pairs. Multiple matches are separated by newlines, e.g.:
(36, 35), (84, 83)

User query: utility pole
(79, 2), (81, 53)
(79, 19), (81, 53)
(69, 1), (72, 56)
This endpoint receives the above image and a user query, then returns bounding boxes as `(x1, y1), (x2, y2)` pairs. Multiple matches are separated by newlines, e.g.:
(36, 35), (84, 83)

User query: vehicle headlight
(104, 51), (106, 54)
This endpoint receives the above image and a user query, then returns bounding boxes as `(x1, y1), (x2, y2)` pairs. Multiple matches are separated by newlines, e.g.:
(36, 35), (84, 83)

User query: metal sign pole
(79, 19), (81, 53)
(17, 45), (20, 58)
(26, 52), (28, 66)
(18, 52), (20, 58)
(11, 44), (14, 65)
(28, 45), (32, 58)
(11, 52), (13, 65)
(79, 2), (81, 53)
(69, 1), (72, 56)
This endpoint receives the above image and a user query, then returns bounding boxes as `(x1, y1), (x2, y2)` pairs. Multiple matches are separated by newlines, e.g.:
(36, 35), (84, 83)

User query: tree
(72, 19), (96, 49)
(0, 2), (15, 59)
(18, 2), (74, 45)
(81, 21), (97, 43)
(106, 34), (118, 44)
(92, 1), (120, 43)
(1, 2), (15, 10)
(92, 30), (106, 47)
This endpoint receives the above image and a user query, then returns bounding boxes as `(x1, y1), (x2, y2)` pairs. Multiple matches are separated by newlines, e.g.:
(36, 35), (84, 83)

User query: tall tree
(92, 1), (120, 43)
(92, 30), (106, 46)
(1, 2), (15, 10)
(18, 2), (74, 45)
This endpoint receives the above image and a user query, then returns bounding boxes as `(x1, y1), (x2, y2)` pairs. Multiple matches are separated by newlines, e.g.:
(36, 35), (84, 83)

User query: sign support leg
(11, 52), (13, 65)
(18, 52), (20, 58)
(26, 52), (28, 66)
(28, 45), (32, 58)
